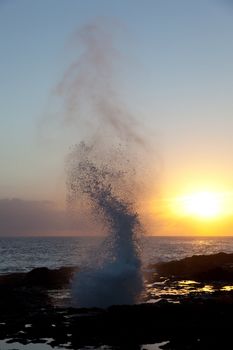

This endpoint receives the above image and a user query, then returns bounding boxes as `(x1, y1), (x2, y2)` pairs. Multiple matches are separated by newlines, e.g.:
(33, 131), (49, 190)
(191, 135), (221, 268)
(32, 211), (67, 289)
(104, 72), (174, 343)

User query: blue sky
(1, 0), (233, 234)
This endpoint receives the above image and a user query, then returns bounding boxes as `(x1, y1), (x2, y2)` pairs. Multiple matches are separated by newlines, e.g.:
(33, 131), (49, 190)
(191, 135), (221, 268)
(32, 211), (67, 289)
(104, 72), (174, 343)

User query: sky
(1, 0), (233, 236)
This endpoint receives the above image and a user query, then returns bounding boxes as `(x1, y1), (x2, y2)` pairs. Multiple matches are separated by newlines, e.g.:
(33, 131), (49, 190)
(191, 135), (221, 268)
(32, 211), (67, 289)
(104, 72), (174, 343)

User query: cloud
(0, 198), (94, 236)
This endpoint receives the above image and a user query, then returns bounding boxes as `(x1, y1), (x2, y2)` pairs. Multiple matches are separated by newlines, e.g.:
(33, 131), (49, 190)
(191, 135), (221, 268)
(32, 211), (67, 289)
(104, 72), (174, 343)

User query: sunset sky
(1, 0), (233, 236)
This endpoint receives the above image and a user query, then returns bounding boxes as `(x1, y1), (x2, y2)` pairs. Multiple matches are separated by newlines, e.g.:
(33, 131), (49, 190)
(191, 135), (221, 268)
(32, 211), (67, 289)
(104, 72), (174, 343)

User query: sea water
(0, 235), (233, 275)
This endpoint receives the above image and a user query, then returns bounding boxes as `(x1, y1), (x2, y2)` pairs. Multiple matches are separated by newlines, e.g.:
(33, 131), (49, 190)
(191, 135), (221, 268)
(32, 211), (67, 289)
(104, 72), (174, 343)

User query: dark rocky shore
(1, 252), (233, 349)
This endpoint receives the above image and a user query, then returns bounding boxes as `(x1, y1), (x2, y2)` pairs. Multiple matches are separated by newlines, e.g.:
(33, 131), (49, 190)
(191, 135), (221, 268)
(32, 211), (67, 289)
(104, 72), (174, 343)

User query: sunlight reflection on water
(221, 285), (233, 291)
(145, 279), (233, 302)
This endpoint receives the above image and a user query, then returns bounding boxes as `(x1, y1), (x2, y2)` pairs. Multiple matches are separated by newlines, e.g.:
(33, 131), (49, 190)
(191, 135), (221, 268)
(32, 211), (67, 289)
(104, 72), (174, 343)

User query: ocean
(1, 236), (233, 275)
(1, 236), (233, 350)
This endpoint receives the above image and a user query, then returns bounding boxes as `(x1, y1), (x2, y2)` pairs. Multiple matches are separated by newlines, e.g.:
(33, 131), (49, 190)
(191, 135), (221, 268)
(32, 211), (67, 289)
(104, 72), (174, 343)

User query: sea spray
(51, 22), (148, 307)
(67, 142), (144, 307)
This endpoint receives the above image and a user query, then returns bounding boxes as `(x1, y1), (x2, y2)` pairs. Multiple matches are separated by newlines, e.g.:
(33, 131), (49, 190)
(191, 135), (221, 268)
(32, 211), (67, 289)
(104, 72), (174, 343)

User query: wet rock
(0, 272), (25, 288)
(25, 267), (75, 288)
(1, 255), (233, 349)
(153, 252), (233, 281)
(0, 266), (76, 289)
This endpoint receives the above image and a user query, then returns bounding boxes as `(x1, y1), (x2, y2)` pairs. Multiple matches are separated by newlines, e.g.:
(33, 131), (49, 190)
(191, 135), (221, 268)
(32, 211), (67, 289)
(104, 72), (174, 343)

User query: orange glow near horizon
(147, 187), (233, 236)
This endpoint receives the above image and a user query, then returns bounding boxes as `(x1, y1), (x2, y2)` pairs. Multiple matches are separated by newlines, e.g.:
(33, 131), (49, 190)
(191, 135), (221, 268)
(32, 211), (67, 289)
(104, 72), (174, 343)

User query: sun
(178, 191), (222, 219)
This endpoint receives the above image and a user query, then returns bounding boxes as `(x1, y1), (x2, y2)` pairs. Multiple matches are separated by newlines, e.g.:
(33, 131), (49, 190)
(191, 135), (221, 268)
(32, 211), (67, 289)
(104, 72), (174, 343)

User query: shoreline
(1, 252), (233, 349)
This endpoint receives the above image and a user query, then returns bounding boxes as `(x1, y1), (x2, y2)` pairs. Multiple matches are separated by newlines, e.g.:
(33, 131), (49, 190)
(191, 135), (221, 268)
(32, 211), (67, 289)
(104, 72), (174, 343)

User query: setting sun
(180, 191), (221, 218)
(176, 191), (223, 219)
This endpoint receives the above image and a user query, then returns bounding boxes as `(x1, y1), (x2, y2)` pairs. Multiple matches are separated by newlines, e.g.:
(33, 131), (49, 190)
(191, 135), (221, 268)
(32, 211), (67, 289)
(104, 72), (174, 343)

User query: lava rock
(153, 252), (233, 281)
